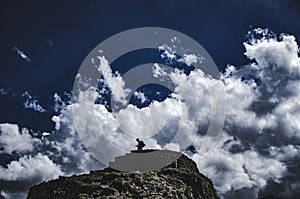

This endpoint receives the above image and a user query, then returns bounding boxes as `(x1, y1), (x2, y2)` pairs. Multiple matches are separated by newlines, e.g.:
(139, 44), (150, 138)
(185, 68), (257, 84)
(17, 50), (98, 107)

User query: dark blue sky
(1, 0), (300, 131)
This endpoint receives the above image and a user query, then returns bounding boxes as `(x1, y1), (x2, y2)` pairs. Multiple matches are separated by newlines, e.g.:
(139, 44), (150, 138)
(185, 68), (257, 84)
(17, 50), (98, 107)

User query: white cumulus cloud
(0, 153), (63, 199)
(0, 123), (40, 154)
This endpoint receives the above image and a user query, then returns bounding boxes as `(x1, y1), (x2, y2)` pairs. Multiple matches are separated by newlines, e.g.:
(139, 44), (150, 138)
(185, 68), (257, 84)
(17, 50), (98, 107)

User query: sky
(1, 1), (300, 199)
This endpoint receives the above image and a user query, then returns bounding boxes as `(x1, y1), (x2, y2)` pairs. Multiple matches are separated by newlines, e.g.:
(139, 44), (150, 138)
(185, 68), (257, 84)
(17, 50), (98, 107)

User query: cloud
(41, 38), (54, 47)
(0, 88), (8, 95)
(12, 46), (31, 62)
(51, 116), (61, 130)
(158, 37), (203, 67)
(180, 54), (201, 66)
(0, 88), (16, 96)
(195, 29), (300, 198)
(159, 43), (177, 61)
(0, 153), (63, 199)
(152, 63), (168, 78)
(0, 121), (102, 199)
(52, 93), (68, 113)
(22, 91), (46, 113)
(192, 132), (287, 199)
(0, 153), (63, 181)
(95, 56), (131, 105)
(0, 124), (40, 154)
(133, 91), (147, 103)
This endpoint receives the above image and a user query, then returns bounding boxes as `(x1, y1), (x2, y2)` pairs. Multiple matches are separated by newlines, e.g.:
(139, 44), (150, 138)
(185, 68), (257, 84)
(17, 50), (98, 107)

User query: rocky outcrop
(27, 150), (219, 199)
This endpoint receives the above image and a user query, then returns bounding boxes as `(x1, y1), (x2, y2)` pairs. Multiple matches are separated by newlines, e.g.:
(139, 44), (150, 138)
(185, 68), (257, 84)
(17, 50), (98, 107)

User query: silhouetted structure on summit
(136, 138), (145, 151)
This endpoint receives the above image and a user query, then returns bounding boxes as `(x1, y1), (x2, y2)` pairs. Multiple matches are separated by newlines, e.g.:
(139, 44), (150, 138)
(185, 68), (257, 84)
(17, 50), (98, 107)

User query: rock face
(27, 150), (219, 199)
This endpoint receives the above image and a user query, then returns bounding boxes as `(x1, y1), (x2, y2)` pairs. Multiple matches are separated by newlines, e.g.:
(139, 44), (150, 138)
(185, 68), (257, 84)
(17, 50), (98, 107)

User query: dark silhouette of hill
(27, 150), (219, 199)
